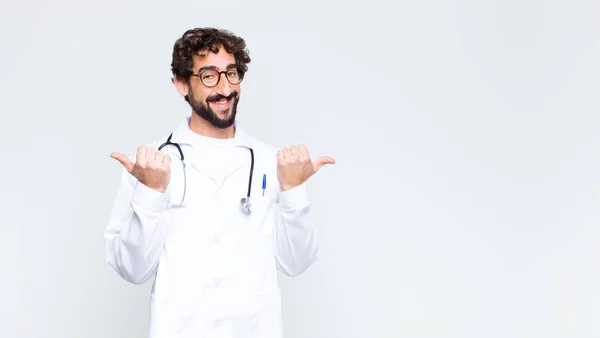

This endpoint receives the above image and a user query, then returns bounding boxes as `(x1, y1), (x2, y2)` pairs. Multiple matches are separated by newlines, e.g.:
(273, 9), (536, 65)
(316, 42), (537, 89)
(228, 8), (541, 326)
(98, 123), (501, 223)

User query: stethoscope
(158, 133), (255, 214)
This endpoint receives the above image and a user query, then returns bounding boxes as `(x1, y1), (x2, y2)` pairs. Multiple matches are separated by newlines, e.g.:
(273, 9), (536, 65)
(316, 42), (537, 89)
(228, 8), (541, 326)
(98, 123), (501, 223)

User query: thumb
(312, 156), (336, 173)
(110, 152), (134, 173)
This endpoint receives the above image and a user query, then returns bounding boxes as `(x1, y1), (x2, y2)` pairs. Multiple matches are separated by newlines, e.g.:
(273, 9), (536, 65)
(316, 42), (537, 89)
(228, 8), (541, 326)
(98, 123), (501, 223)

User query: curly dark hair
(171, 27), (251, 83)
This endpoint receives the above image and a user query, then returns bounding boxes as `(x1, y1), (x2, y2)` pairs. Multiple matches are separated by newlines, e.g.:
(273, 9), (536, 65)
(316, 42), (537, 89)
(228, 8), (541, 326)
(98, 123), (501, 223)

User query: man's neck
(188, 113), (235, 139)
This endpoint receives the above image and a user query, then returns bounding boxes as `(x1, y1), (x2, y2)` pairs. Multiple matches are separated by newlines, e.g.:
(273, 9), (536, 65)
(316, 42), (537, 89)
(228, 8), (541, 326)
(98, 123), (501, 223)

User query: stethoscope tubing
(158, 133), (254, 213)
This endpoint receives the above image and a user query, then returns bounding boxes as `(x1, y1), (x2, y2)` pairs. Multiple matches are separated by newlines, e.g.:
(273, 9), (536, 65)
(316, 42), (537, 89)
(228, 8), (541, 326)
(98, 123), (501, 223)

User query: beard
(187, 91), (239, 129)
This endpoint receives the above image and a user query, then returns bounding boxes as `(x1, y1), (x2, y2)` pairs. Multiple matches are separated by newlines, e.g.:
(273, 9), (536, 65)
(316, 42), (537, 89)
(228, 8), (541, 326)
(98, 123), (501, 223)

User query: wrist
(140, 181), (167, 194)
(142, 181), (167, 193)
(280, 180), (304, 192)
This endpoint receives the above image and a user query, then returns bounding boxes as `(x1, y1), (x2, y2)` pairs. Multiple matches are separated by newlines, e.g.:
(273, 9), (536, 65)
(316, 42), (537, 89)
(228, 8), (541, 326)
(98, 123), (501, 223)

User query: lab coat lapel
(189, 148), (245, 186)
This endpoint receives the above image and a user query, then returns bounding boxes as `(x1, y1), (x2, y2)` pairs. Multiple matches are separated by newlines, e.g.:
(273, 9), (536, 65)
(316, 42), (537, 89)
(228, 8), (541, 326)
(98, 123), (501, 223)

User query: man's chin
(212, 115), (235, 129)
(215, 108), (232, 118)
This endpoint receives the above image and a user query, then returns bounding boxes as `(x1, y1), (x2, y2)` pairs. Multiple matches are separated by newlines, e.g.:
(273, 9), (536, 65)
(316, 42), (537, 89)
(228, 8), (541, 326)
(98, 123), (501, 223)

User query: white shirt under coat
(104, 116), (320, 338)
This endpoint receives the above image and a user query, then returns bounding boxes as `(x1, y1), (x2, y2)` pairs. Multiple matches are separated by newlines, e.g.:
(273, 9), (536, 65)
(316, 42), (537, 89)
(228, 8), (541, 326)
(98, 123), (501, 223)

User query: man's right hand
(110, 146), (171, 193)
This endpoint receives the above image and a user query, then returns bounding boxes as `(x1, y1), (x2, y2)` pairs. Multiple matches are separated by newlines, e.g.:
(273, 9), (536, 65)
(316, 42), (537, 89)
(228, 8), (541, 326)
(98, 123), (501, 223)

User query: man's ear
(173, 76), (189, 97)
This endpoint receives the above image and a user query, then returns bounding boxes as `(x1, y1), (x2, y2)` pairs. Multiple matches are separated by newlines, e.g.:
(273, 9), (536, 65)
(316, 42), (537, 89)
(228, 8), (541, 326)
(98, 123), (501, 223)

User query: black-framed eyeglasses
(192, 68), (244, 87)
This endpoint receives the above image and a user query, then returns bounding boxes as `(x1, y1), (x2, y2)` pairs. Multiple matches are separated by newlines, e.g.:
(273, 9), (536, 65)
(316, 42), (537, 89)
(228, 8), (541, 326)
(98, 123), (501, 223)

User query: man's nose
(214, 72), (233, 95)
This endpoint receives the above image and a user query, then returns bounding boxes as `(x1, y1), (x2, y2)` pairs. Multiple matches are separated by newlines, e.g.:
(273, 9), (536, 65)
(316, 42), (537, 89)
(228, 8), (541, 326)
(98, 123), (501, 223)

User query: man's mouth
(207, 94), (235, 106)
(212, 97), (230, 105)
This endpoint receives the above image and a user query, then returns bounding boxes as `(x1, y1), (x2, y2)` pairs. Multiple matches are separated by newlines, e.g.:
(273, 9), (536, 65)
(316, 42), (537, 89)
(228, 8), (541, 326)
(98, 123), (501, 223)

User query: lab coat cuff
(132, 182), (169, 212)
(278, 182), (310, 210)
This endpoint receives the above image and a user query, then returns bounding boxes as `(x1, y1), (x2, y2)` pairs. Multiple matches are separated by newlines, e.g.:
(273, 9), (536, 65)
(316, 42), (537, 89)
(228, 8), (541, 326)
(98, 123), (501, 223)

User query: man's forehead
(192, 48), (235, 68)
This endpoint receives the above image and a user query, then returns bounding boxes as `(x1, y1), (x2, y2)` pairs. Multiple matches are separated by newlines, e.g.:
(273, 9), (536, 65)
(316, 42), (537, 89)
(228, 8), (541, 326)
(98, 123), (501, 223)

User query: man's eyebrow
(196, 64), (238, 74)
(197, 65), (218, 73)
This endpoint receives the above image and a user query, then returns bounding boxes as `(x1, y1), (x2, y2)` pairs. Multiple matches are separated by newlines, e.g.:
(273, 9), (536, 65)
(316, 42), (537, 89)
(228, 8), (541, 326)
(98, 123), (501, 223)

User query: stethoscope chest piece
(240, 197), (252, 215)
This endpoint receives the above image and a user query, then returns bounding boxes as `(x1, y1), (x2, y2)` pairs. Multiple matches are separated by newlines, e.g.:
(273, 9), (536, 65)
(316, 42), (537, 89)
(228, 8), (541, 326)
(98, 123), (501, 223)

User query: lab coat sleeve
(104, 164), (171, 285)
(273, 182), (320, 277)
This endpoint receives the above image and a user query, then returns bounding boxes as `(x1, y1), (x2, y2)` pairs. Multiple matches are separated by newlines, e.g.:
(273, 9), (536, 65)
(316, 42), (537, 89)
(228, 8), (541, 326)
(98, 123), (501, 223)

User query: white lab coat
(104, 117), (320, 338)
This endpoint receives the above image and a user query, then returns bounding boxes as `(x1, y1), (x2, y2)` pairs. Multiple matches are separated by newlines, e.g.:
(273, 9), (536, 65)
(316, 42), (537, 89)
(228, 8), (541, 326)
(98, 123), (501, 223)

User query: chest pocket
(214, 161), (278, 232)
(248, 169), (279, 237)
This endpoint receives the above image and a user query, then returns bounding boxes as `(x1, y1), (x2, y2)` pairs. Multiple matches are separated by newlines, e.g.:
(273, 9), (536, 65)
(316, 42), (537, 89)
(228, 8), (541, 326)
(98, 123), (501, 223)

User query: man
(104, 27), (335, 338)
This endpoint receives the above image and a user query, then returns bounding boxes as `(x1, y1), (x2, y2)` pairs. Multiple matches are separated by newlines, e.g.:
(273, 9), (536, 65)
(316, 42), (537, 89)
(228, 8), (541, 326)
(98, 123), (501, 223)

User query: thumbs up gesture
(276, 145), (335, 191)
(110, 146), (171, 193)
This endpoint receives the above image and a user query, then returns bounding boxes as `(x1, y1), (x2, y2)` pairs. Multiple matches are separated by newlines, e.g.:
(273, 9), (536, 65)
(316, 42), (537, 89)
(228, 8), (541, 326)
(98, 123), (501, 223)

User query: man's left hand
(277, 144), (335, 191)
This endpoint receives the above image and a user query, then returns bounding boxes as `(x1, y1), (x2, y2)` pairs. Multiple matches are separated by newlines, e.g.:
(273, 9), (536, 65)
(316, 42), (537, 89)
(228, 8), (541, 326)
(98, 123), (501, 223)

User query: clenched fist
(110, 146), (171, 193)
(277, 144), (335, 191)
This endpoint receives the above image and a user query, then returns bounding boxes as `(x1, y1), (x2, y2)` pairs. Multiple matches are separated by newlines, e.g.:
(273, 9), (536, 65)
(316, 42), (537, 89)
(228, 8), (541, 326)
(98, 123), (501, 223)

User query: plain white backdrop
(2, 0), (600, 337)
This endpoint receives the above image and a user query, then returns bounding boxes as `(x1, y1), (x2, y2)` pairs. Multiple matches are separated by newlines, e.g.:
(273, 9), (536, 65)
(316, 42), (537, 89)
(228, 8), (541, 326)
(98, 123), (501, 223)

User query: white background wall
(2, 0), (600, 337)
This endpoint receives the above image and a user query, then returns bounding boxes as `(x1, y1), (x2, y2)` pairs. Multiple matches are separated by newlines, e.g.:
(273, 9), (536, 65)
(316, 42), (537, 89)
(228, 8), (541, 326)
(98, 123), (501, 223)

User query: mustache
(206, 92), (238, 103)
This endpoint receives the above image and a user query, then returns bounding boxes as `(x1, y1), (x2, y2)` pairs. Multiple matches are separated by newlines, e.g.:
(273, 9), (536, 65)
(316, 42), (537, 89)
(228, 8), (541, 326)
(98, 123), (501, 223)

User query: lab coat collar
(167, 115), (253, 185)
(168, 115), (252, 148)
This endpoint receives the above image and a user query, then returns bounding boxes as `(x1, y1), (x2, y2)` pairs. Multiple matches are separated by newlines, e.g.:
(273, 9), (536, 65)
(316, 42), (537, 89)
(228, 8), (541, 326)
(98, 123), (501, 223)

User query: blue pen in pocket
(262, 174), (267, 196)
